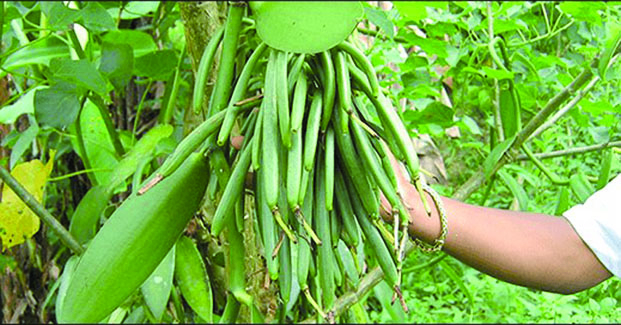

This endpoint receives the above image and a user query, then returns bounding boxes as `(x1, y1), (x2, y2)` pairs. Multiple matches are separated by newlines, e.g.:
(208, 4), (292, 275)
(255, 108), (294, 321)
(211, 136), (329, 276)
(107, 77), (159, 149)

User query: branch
(356, 26), (407, 44)
(528, 75), (600, 141)
(453, 59), (596, 201)
(0, 165), (84, 255)
(516, 141), (621, 161)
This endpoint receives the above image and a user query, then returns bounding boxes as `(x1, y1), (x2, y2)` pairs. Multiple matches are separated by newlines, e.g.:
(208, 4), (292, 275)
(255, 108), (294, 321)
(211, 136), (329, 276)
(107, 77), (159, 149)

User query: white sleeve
(563, 174), (621, 277)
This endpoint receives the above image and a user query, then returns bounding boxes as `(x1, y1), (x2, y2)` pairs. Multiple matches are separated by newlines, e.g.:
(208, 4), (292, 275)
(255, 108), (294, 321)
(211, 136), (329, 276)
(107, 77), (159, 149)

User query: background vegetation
(0, 1), (619, 323)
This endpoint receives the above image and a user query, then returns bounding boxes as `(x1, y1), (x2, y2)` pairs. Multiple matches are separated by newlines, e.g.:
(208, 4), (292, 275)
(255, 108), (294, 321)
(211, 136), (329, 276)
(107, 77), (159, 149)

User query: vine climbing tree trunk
(178, 3), (277, 322)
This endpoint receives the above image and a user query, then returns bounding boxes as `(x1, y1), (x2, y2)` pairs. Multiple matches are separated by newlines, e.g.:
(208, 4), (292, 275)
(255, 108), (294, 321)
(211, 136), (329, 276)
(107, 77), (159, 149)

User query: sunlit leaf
(559, 2), (606, 25)
(1, 38), (71, 74)
(69, 99), (119, 186)
(0, 86), (48, 124)
(0, 153), (55, 250)
(175, 236), (213, 323)
(50, 58), (108, 96)
(394, 2), (448, 22)
(134, 50), (177, 80)
(364, 6), (394, 39)
(598, 21), (621, 81)
(40, 2), (81, 31)
(80, 2), (117, 33)
(142, 245), (175, 321)
(101, 30), (158, 58)
(250, 1), (364, 54)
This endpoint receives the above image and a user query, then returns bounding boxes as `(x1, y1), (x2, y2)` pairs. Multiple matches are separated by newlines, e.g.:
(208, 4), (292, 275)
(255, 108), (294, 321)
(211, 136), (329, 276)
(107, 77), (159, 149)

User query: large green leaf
(50, 58), (108, 96)
(34, 83), (81, 129)
(79, 2), (117, 33)
(69, 99), (120, 186)
(1, 38), (70, 74)
(364, 6), (394, 39)
(249, 1), (363, 54)
(133, 50), (177, 80)
(40, 2), (81, 31)
(99, 42), (134, 92)
(559, 2), (606, 25)
(68, 185), (111, 245)
(598, 21), (621, 81)
(101, 30), (158, 58)
(141, 245), (175, 321)
(394, 2), (448, 22)
(175, 236), (213, 323)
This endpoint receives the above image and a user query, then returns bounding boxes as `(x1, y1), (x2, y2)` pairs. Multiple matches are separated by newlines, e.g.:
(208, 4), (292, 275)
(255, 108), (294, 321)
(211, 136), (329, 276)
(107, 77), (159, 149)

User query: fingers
(231, 135), (245, 150)
(379, 193), (393, 222)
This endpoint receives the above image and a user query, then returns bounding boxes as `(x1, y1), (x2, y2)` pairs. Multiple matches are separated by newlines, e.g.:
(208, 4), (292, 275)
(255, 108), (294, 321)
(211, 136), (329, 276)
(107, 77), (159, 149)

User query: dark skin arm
(381, 155), (612, 295)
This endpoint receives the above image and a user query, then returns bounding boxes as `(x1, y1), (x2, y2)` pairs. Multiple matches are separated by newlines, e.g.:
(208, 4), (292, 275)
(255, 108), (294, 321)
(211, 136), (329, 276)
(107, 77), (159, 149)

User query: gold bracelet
(413, 182), (448, 253)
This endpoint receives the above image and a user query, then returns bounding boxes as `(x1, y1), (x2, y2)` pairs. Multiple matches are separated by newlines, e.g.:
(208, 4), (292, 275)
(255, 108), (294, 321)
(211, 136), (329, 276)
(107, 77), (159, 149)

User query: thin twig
(516, 141), (621, 161)
(453, 59), (596, 201)
(528, 76), (600, 141)
(356, 26), (407, 43)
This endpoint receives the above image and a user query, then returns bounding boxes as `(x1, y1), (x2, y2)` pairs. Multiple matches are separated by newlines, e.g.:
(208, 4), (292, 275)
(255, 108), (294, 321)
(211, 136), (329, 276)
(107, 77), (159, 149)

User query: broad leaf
(40, 2), (81, 31)
(394, 2), (448, 22)
(101, 30), (158, 58)
(34, 83), (81, 129)
(141, 245), (175, 321)
(69, 99), (120, 186)
(364, 6), (394, 39)
(250, 1), (364, 54)
(598, 21), (621, 81)
(68, 185), (111, 245)
(50, 58), (108, 96)
(134, 50), (177, 80)
(175, 236), (213, 323)
(80, 2), (117, 33)
(99, 42), (134, 92)
(1, 38), (71, 75)
(559, 2), (606, 25)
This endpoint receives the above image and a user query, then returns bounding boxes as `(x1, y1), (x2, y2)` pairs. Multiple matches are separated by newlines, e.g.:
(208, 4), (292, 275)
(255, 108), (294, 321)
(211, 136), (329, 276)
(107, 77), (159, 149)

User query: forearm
(406, 190), (612, 294)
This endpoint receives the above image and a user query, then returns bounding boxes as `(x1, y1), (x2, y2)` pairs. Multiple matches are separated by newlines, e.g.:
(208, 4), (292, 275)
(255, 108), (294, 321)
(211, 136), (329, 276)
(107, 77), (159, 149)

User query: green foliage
(1, 1), (620, 323)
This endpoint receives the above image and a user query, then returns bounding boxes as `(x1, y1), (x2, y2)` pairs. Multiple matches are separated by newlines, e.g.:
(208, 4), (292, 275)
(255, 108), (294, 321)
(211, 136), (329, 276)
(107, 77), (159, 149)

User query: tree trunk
(178, 3), (278, 322)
